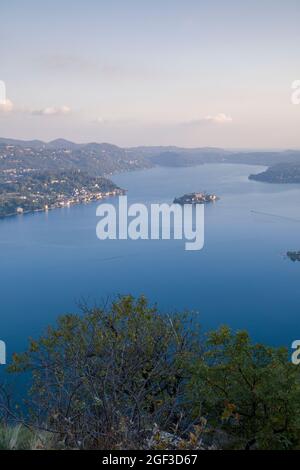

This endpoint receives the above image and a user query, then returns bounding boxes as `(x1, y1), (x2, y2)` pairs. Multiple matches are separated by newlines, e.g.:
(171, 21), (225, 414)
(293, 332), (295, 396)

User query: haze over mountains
(1, 137), (300, 177)
(2, 136), (300, 220)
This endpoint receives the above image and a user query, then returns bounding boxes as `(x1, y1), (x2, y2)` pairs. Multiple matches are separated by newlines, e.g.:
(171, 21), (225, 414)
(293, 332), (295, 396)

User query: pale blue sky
(0, 0), (300, 147)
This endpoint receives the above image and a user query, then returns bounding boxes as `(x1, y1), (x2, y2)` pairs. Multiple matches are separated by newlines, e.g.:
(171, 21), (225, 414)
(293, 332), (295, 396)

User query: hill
(0, 138), (151, 176)
(249, 162), (300, 183)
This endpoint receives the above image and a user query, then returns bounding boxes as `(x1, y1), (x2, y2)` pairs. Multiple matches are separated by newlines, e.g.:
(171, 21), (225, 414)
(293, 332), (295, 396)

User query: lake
(1, 163), (300, 366)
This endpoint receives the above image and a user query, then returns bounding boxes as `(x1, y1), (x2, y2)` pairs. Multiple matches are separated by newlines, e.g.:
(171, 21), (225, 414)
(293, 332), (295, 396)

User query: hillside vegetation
(250, 162), (300, 183)
(0, 296), (299, 450)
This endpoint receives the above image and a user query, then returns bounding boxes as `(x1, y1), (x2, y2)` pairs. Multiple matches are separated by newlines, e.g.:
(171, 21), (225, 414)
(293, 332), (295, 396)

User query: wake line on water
(251, 210), (300, 223)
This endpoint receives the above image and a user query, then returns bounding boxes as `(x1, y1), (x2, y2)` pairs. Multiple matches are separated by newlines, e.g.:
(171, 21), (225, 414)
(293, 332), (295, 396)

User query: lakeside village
(0, 168), (126, 218)
(14, 187), (126, 216)
(15, 190), (219, 217)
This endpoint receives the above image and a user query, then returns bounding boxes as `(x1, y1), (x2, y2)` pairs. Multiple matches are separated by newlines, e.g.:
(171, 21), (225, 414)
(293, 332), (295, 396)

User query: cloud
(0, 101), (72, 117)
(205, 113), (233, 124)
(183, 113), (233, 126)
(31, 105), (71, 116)
(0, 99), (14, 113)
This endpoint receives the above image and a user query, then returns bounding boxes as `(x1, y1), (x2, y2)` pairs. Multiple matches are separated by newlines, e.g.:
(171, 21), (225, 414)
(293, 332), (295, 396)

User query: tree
(8, 299), (300, 450)
(9, 295), (200, 449)
(188, 326), (300, 450)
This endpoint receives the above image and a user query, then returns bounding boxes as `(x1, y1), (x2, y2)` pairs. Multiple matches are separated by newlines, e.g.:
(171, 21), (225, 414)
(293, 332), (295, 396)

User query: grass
(0, 424), (53, 450)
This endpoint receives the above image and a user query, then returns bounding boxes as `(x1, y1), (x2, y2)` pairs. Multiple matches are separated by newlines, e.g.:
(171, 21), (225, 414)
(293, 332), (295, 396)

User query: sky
(0, 0), (300, 148)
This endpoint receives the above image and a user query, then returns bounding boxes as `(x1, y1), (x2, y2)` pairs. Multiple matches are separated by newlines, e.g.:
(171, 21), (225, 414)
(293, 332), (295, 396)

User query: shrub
(7, 298), (300, 450)
(188, 326), (300, 450)
(9, 295), (200, 449)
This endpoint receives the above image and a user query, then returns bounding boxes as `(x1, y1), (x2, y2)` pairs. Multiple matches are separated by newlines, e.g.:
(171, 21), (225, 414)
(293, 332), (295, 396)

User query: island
(173, 192), (219, 204)
(287, 251), (300, 262)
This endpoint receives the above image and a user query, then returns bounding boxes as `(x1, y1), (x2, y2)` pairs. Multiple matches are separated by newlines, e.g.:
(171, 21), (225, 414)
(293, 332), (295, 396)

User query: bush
(188, 326), (300, 450)
(7, 297), (300, 450)
(9, 295), (200, 449)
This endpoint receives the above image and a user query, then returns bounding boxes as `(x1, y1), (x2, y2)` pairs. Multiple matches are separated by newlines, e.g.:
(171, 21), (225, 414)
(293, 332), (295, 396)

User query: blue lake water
(1, 163), (300, 368)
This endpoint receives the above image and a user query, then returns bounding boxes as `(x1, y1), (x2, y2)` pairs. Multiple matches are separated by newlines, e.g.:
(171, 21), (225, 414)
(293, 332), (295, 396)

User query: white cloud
(32, 105), (71, 116)
(0, 101), (72, 116)
(204, 113), (233, 124)
(183, 113), (233, 126)
(0, 99), (14, 113)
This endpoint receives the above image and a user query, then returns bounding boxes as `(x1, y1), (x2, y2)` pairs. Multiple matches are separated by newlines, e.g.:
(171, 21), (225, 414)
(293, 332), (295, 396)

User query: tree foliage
(7, 298), (300, 450)
(188, 326), (300, 449)
(9, 295), (199, 449)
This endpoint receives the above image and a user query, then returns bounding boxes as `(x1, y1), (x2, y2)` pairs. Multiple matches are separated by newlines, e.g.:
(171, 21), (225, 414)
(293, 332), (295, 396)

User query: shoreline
(0, 189), (125, 221)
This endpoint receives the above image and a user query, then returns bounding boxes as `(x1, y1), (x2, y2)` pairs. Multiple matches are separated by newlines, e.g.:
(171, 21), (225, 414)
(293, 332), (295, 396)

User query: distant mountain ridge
(1, 137), (300, 176)
(0, 138), (151, 176)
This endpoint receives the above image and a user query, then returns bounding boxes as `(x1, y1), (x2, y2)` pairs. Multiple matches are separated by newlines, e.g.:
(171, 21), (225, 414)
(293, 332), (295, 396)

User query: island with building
(173, 192), (219, 205)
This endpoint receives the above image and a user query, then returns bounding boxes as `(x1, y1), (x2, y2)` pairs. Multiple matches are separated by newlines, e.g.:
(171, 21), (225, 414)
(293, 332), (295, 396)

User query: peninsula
(0, 169), (125, 218)
(249, 163), (300, 184)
